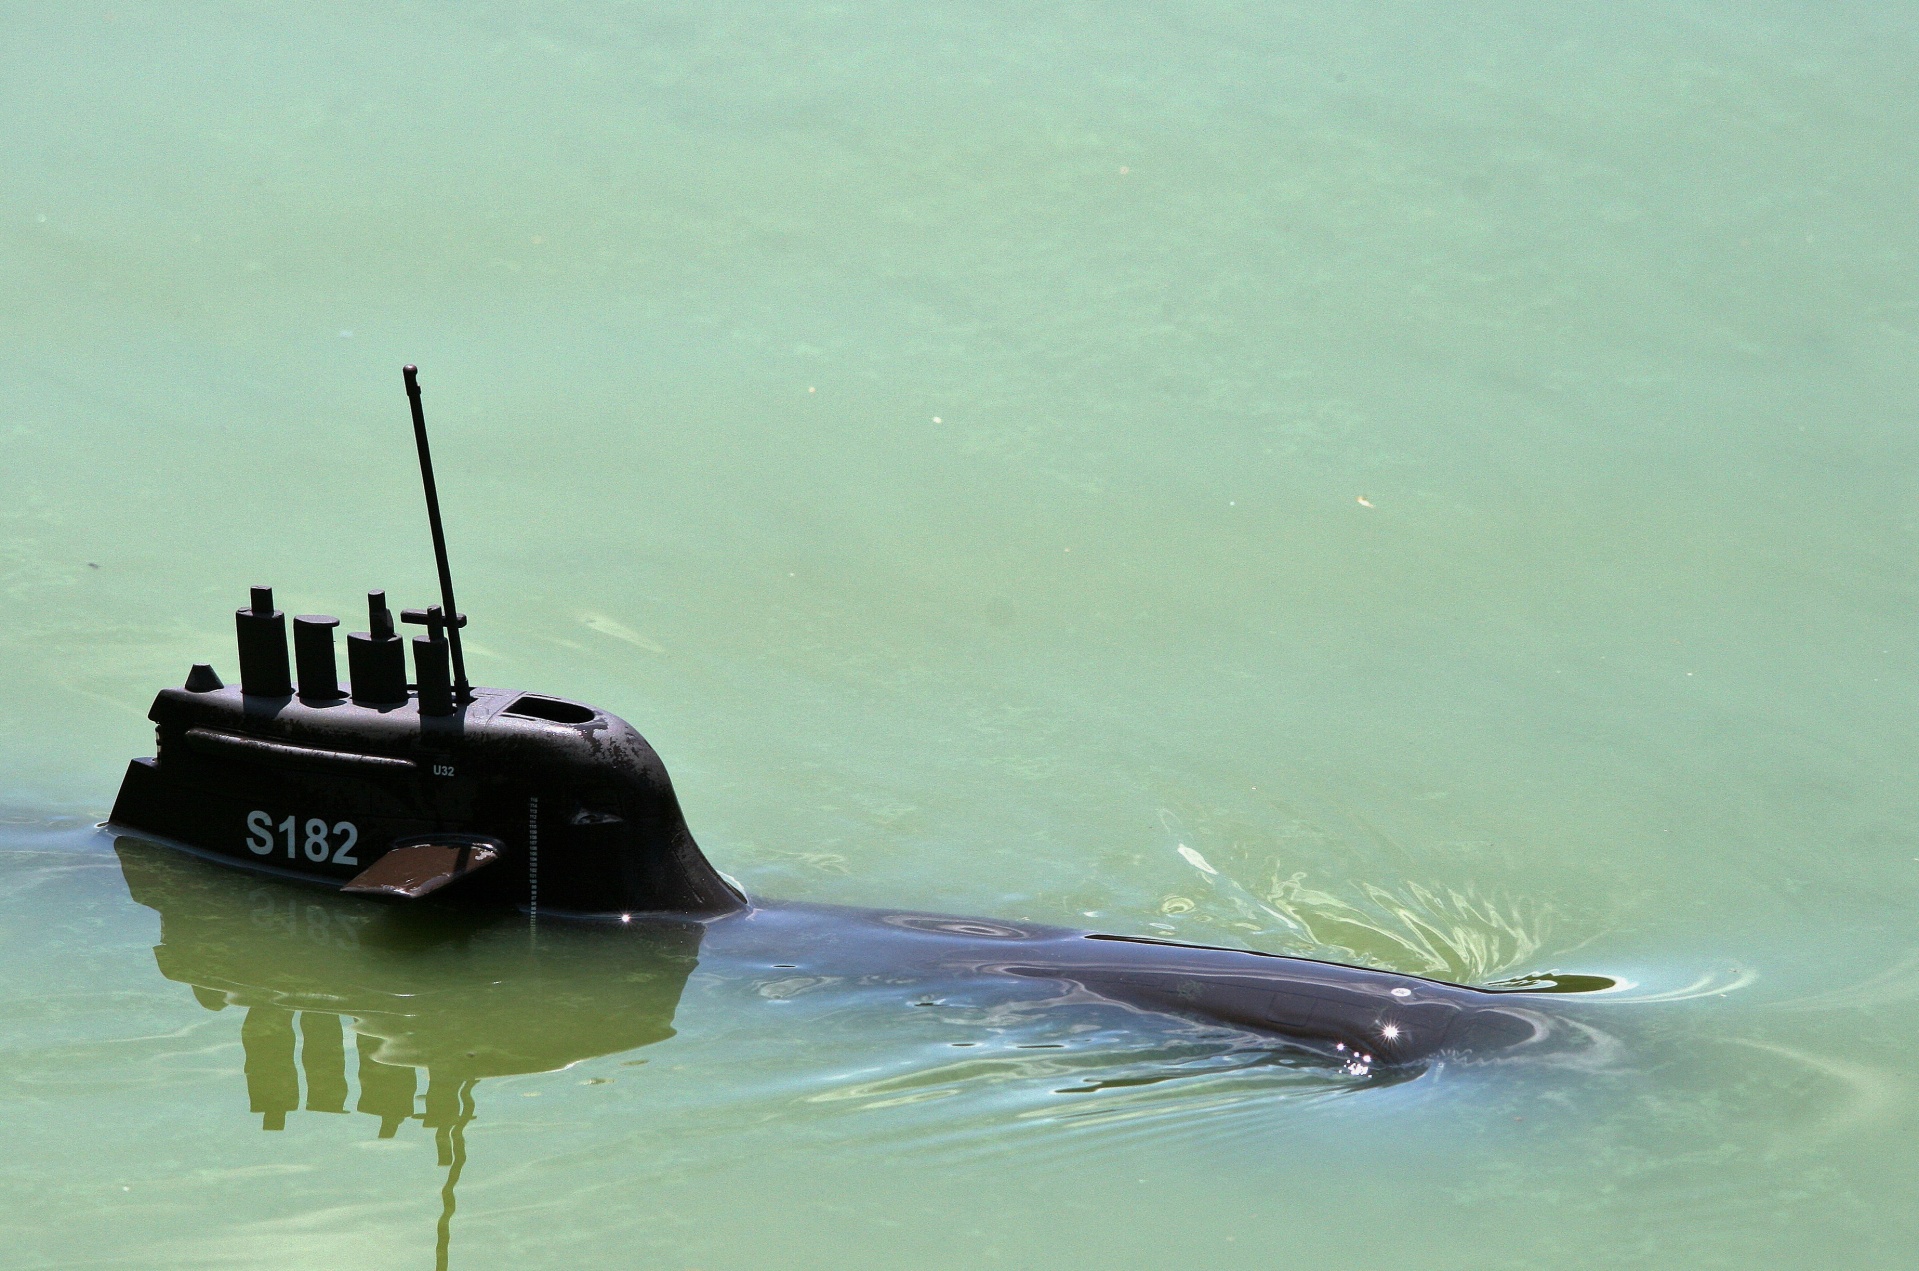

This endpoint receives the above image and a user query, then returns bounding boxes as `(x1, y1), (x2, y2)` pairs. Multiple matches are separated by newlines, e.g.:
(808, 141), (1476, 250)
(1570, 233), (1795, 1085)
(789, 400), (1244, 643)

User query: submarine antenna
(403, 365), (470, 702)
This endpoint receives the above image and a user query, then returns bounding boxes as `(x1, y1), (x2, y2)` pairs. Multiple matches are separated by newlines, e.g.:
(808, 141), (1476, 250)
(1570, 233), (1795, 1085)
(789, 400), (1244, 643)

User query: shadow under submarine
(108, 365), (1613, 1075)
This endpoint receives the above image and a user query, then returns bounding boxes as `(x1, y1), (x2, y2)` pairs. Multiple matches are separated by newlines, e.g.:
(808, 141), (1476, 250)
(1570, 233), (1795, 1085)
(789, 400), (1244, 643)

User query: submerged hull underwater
(113, 834), (1604, 1075)
(688, 903), (1605, 1071)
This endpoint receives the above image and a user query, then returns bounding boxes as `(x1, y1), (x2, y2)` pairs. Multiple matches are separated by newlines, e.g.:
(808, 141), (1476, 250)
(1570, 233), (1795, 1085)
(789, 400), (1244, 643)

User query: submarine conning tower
(108, 365), (742, 917)
(109, 585), (743, 916)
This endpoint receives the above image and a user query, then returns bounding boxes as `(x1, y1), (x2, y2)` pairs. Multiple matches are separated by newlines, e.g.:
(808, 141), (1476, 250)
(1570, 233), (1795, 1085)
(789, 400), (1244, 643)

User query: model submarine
(108, 365), (1613, 1069)
(110, 366), (738, 917)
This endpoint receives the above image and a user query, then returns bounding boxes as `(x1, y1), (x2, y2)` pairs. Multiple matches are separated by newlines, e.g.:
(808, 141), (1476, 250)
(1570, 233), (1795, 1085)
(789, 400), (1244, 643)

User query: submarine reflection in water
(120, 838), (699, 1120)
(117, 837), (701, 1265)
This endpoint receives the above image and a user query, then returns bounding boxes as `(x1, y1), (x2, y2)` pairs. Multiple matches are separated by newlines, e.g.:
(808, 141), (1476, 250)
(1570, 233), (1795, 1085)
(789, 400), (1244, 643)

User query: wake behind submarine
(107, 365), (1612, 1072)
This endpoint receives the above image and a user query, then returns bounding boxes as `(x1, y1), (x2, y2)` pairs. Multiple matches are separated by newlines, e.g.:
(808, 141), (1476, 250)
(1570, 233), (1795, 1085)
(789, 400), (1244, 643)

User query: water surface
(3, 3), (1918, 1267)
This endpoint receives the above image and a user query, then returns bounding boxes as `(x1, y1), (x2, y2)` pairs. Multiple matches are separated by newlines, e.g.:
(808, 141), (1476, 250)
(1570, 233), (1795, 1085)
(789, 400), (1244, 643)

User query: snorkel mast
(403, 365), (469, 703)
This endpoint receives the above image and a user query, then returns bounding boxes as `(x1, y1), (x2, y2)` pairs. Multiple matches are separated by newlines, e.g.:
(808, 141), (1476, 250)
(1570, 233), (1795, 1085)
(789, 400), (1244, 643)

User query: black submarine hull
(696, 901), (1584, 1069)
(110, 680), (742, 916)
(109, 670), (1600, 1070)
(115, 830), (1591, 1071)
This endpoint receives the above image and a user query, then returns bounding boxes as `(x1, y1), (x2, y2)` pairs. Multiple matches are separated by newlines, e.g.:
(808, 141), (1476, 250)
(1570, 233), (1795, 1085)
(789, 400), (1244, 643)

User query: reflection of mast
(236, 1004), (479, 1267)
(427, 1075), (477, 1271)
(240, 1006), (297, 1131)
(238, 1006), (389, 1130)
(358, 1034), (418, 1137)
(302, 1013), (349, 1114)
(118, 837), (702, 1271)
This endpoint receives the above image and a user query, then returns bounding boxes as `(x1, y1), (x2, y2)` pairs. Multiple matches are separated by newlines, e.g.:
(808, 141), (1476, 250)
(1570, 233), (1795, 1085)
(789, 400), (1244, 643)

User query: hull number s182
(245, 811), (360, 865)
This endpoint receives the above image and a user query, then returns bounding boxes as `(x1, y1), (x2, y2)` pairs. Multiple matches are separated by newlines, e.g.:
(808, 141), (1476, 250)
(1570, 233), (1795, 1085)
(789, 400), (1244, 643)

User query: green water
(4, 2), (1918, 1266)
